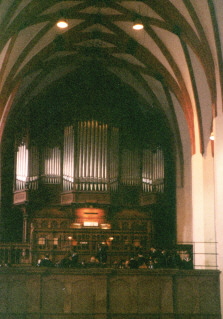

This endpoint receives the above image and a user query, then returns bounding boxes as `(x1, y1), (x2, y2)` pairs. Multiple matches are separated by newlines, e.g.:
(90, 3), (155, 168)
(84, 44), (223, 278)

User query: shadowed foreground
(0, 267), (220, 318)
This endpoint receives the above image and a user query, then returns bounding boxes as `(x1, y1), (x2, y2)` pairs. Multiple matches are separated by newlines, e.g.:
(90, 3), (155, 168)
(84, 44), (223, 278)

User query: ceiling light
(56, 19), (68, 29)
(133, 18), (144, 30)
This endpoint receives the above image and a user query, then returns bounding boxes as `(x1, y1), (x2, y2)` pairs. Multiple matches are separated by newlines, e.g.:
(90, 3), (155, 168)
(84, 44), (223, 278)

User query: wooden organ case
(13, 119), (165, 264)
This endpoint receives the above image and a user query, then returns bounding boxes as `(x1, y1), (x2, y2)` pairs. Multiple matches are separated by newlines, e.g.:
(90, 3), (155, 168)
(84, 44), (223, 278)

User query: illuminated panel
(83, 221), (99, 227)
(38, 237), (45, 245)
(75, 207), (105, 226)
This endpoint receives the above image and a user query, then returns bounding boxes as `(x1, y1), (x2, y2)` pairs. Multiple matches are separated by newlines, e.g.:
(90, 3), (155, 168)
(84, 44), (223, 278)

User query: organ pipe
(63, 126), (74, 191)
(74, 120), (108, 191)
(109, 127), (119, 191)
(142, 148), (164, 192)
(41, 146), (61, 184)
(121, 149), (140, 186)
(28, 146), (39, 190)
(15, 143), (28, 190)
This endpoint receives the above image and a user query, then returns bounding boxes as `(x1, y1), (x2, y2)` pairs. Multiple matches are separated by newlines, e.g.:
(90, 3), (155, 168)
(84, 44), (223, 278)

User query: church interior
(0, 1), (223, 318)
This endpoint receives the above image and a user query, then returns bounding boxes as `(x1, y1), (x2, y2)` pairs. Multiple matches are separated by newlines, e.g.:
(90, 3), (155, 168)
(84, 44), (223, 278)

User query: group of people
(113, 247), (193, 270)
(37, 245), (193, 270)
(37, 248), (79, 268)
(37, 243), (108, 268)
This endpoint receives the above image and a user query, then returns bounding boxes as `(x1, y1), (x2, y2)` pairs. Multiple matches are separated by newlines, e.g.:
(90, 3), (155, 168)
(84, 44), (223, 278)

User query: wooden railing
(0, 241), (218, 270)
(0, 243), (31, 265)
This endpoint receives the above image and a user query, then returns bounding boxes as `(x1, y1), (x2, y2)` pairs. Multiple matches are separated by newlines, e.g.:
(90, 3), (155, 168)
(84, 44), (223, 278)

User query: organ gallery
(3, 65), (175, 264)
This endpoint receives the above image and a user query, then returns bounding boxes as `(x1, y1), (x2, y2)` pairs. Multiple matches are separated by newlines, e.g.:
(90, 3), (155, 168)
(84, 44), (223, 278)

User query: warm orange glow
(133, 19), (144, 30)
(101, 224), (111, 229)
(75, 208), (106, 226)
(71, 223), (82, 229)
(56, 20), (68, 29)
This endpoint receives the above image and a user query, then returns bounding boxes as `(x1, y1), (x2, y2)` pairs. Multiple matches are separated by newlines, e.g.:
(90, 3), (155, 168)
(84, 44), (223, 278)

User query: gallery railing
(0, 241), (218, 270)
(0, 243), (31, 265)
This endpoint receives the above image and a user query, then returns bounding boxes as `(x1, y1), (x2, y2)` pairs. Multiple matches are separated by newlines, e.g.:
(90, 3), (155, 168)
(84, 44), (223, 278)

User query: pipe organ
(13, 119), (166, 262)
(14, 120), (164, 196)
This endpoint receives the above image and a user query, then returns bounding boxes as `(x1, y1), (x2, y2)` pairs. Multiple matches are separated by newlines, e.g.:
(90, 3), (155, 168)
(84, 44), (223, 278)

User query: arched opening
(1, 63), (176, 260)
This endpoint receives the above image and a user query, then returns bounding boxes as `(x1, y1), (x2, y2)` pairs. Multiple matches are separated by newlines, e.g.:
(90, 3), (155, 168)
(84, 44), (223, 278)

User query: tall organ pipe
(63, 126), (74, 191)
(15, 143), (28, 190)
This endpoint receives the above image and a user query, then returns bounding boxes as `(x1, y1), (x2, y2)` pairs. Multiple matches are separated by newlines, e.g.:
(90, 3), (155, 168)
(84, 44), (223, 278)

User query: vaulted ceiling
(0, 0), (222, 155)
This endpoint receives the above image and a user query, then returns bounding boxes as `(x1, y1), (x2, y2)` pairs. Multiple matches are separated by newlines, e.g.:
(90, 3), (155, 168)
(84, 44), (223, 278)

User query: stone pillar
(213, 112), (223, 314)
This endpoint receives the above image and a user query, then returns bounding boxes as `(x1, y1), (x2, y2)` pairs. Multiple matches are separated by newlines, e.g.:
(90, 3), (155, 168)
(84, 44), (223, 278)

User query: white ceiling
(0, 0), (222, 155)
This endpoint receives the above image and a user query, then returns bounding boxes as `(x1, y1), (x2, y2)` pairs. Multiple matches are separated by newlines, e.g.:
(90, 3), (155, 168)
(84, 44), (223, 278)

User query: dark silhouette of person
(159, 249), (168, 268)
(58, 252), (72, 268)
(39, 254), (54, 267)
(97, 243), (108, 264)
(70, 248), (79, 267)
(180, 251), (193, 269)
(128, 255), (139, 269)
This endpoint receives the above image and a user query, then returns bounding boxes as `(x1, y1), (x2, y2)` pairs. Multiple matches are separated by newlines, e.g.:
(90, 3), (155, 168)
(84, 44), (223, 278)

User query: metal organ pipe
(78, 121), (82, 189)
(16, 143), (28, 190)
(109, 127), (118, 191)
(101, 123), (104, 189)
(86, 121), (90, 187)
(29, 146), (39, 190)
(42, 146), (61, 184)
(83, 121), (87, 187)
(97, 122), (101, 187)
(103, 123), (108, 190)
(93, 121), (97, 189)
(142, 148), (164, 193)
(63, 126), (74, 191)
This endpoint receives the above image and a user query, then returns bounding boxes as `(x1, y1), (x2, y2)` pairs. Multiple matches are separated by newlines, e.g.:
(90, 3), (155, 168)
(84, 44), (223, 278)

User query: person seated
(58, 252), (72, 268)
(147, 256), (154, 269)
(112, 260), (119, 268)
(38, 254), (54, 267)
(166, 249), (182, 268)
(87, 256), (100, 267)
(70, 248), (79, 267)
(148, 247), (160, 262)
(153, 257), (161, 269)
(97, 243), (108, 265)
(159, 249), (168, 268)
(180, 251), (193, 269)
(138, 261), (148, 269)
(137, 252), (146, 267)
(118, 259), (126, 269)
(128, 255), (139, 269)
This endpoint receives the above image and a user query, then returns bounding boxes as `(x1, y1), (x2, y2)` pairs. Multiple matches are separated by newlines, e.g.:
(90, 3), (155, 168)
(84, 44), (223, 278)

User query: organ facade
(12, 115), (168, 264)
